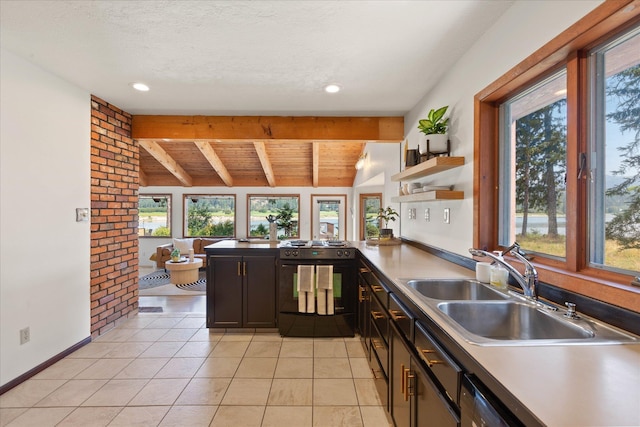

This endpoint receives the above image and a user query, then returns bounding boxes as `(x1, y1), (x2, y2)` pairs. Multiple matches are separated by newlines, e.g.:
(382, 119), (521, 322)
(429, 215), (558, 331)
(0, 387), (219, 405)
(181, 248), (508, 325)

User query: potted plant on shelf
(376, 206), (399, 239)
(417, 106), (450, 159)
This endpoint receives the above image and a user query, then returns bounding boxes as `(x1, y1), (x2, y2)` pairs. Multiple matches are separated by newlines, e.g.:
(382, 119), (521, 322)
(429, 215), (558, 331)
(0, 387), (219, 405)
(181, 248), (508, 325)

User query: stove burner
(279, 240), (353, 259)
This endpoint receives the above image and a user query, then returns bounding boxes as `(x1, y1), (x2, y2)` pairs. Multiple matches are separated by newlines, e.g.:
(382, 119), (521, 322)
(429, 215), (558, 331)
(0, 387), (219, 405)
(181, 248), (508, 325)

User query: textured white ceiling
(1, 0), (513, 116)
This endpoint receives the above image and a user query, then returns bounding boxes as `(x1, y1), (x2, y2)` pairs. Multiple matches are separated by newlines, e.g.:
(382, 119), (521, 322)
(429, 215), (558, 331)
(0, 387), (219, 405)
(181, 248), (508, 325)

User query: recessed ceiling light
(131, 82), (150, 92)
(324, 84), (341, 93)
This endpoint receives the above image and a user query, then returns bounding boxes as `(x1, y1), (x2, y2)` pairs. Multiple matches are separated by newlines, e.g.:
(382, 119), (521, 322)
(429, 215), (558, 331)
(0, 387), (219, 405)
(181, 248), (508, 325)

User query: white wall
(139, 186), (354, 267)
(352, 142), (402, 238)
(1, 48), (91, 386)
(392, 0), (603, 256)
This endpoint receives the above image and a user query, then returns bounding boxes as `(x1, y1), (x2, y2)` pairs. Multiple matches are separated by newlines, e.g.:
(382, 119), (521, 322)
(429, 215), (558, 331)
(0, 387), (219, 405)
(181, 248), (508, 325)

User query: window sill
(506, 256), (640, 312)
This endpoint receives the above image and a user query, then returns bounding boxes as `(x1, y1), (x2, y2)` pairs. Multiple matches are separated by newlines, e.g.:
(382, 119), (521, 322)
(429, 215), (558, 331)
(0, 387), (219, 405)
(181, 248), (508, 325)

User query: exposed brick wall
(90, 95), (138, 337)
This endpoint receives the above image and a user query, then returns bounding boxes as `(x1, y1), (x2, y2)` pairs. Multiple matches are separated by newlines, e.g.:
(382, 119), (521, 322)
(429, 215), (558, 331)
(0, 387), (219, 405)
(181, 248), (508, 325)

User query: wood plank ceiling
(134, 116), (404, 188)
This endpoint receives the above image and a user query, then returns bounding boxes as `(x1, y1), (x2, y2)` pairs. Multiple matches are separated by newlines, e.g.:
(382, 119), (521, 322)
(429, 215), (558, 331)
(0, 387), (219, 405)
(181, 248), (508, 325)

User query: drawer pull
(371, 311), (385, 320)
(359, 267), (370, 274)
(358, 286), (365, 302)
(371, 368), (384, 379)
(417, 346), (445, 367)
(426, 359), (445, 367)
(371, 285), (384, 292)
(372, 339), (385, 349)
(389, 310), (407, 321)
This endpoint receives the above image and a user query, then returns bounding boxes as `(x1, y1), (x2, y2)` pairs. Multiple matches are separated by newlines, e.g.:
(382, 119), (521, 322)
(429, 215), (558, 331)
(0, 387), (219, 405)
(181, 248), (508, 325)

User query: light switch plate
(424, 208), (430, 222)
(76, 208), (89, 222)
(443, 208), (450, 224)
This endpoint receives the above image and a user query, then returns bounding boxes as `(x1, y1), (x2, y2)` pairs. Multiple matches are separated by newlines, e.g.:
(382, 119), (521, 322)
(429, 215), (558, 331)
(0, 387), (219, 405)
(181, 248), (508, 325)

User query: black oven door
(278, 259), (356, 337)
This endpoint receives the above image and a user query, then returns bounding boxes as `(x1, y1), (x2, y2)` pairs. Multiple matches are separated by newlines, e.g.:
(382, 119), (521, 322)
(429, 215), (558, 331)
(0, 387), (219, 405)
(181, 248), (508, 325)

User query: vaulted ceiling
(134, 115), (403, 187)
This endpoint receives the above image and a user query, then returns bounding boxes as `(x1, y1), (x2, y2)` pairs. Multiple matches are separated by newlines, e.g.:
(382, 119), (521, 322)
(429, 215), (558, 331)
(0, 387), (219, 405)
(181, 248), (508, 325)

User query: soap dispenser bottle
(490, 251), (509, 290)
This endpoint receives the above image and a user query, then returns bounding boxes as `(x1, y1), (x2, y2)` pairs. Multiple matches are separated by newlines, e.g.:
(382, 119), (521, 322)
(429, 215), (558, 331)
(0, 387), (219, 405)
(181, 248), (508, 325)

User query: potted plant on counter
(417, 106), (450, 159)
(376, 206), (399, 239)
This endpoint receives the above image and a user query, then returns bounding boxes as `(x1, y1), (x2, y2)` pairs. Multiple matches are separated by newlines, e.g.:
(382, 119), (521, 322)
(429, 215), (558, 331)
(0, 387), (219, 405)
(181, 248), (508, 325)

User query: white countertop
(355, 242), (640, 426)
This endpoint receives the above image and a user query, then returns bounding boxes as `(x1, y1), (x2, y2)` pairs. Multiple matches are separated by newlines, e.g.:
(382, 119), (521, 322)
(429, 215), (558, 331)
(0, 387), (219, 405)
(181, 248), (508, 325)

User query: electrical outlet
(20, 327), (30, 345)
(443, 208), (450, 224)
(408, 208), (416, 219)
(424, 208), (430, 222)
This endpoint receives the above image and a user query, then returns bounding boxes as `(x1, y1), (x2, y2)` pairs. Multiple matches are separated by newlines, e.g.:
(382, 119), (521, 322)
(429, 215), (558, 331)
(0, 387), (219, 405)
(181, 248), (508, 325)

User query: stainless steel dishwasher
(460, 375), (524, 427)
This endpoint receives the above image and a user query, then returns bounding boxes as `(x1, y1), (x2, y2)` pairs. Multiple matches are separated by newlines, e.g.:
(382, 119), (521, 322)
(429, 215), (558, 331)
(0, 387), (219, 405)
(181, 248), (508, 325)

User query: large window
(184, 195), (235, 238)
(500, 71), (568, 259)
(248, 195), (299, 239)
(588, 28), (640, 272)
(138, 194), (171, 237)
(475, 3), (640, 310)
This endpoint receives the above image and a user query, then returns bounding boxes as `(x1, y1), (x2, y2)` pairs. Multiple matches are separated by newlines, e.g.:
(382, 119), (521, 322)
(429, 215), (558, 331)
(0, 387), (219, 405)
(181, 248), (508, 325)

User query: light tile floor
(0, 295), (392, 427)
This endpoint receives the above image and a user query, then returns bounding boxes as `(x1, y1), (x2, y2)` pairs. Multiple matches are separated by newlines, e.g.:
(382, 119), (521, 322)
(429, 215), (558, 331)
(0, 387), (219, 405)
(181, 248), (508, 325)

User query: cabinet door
(243, 255), (276, 327)
(208, 255), (243, 328)
(412, 359), (460, 427)
(390, 323), (411, 427)
(357, 275), (370, 355)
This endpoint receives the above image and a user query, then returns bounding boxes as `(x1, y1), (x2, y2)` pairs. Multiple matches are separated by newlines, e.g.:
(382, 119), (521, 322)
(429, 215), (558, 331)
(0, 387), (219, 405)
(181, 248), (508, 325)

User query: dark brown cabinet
(391, 321), (412, 427)
(207, 255), (276, 328)
(391, 321), (460, 427)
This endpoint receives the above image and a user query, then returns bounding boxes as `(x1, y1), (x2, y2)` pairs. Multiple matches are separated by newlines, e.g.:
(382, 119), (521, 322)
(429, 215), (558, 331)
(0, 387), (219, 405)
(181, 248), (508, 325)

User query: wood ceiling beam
(194, 141), (234, 187)
(312, 142), (320, 187)
(253, 141), (276, 187)
(132, 116), (404, 141)
(139, 168), (148, 187)
(139, 140), (193, 186)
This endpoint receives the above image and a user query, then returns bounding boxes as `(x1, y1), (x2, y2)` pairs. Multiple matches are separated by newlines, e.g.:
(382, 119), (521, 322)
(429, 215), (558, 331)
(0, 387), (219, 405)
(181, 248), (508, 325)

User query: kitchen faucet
(469, 243), (538, 300)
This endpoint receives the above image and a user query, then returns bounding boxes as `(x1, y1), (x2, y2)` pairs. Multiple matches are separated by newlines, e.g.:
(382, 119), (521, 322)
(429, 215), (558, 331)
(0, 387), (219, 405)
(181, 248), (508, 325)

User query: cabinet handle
(358, 286), (365, 302)
(371, 368), (383, 380)
(389, 310), (407, 321)
(400, 363), (406, 395)
(372, 339), (384, 349)
(371, 311), (385, 320)
(417, 346), (444, 367)
(403, 367), (412, 401)
(237, 261), (241, 276)
(406, 371), (415, 399)
(243, 261), (247, 276)
(359, 267), (370, 274)
(371, 285), (384, 292)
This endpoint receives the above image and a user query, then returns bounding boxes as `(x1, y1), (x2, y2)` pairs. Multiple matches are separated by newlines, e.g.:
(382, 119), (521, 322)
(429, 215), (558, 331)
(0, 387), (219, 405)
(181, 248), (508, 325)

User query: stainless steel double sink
(398, 278), (638, 346)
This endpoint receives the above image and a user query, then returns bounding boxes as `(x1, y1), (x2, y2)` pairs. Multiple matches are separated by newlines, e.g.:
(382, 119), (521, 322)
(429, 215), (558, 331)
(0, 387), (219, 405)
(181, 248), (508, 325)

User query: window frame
(182, 194), (236, 238)
(138, 193), (172, 238)
(246, 194), (301, 239)
(474, 1), (640, 312)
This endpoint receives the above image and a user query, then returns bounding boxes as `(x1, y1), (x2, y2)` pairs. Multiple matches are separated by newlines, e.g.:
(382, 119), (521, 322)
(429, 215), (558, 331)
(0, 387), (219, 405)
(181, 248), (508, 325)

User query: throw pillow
(173, 238), (194, 254)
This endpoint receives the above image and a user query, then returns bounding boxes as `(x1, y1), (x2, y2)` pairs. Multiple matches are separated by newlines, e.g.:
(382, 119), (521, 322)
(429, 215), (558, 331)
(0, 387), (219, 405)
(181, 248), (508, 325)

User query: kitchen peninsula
(205, 239), (640, 427)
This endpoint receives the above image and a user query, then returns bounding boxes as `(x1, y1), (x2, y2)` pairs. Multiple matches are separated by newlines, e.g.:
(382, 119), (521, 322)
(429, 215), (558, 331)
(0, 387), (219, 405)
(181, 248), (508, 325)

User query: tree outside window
(248, 195), (299, 239)
(138, 195), (171, 237)
(184, 195), (235, 238)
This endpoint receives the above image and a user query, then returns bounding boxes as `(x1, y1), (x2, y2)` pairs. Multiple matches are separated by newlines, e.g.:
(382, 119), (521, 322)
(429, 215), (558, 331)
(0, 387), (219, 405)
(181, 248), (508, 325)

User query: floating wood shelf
(391, 190), (464, 203)
(391, 156), (464, 182)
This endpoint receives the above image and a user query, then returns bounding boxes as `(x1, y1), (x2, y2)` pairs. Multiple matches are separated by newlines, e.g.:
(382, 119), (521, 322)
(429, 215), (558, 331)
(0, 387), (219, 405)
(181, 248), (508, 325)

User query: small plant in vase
(417, 106), (450, 159)
(376, 206), (399, 240)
